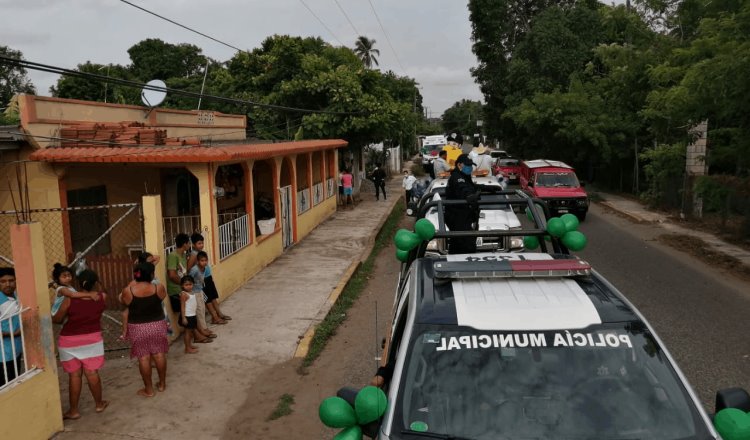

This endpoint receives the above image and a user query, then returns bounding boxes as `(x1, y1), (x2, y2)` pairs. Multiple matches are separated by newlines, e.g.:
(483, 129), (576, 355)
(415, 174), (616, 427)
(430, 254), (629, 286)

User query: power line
(0, 56), (364, 116)
(366, 0), (406, 74)
(118, 0), (245, 53)
(298, 0), (345, 46)
(333, 0), (360, 37)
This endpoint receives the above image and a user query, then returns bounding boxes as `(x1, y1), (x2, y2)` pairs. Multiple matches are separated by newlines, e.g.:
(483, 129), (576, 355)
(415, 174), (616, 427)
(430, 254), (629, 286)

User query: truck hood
(533, 186), (588, 198)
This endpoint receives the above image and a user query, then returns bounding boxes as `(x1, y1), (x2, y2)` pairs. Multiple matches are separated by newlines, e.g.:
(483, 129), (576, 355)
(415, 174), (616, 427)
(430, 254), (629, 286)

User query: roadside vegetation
(301, 200), (405, 370)
(267, 393), (295, 421)
(658, 234), (750, 281)
(467, 0), (750, 240)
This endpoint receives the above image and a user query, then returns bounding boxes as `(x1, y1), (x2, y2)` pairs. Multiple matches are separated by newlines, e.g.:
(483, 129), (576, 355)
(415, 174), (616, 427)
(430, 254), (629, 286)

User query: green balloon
(334, 425), (363, 440)
(414, 219), (436, 241)
(523, 236), (539, 250)
(395, 229), (421, 251)
(396, 249), (409, 262)
(560, 213), (579, 232)
(546, 217), (566, 238)
(561, 230), (587, 251)
(354, 386), (388, 424)
(714, 408), (750, 440)
(319, 396), (357, 428)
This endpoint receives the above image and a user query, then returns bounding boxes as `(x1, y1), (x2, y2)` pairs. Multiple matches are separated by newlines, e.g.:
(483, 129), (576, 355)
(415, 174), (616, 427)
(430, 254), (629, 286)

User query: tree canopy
(50, 36), (423, 148)
(0, 46), (36, 110)
(469, 0), (750, 199)
(354, 36), (380, 69)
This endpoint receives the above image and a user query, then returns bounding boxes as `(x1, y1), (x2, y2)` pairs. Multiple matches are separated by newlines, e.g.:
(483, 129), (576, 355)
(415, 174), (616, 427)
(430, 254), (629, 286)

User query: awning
(29, 139), (348, 163)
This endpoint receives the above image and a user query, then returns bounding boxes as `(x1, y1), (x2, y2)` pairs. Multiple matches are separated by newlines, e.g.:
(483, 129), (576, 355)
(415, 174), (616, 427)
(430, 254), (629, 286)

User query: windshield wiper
(400, 429), (478, 440)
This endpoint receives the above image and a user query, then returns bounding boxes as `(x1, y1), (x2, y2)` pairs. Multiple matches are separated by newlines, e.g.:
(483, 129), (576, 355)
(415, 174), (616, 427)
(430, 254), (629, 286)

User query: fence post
(141, 195), (179, 340)
(6, 221), (64, 434)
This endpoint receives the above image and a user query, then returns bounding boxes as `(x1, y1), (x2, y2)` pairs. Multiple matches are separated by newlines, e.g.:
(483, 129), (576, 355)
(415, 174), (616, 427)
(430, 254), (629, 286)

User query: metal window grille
(327, 178), (336, 199)
(313, 183), (324, 206)
(0, 306), (32, 390)
(297, 188), (311, 214)
(218, 214), (249, 260)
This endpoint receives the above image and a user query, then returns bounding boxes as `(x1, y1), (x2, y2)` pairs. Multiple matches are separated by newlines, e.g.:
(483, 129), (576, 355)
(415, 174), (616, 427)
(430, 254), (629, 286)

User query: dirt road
(223, 216), (413, 439)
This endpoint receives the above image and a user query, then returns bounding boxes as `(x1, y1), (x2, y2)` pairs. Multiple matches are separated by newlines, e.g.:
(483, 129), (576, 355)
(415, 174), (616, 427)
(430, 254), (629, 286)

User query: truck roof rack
(415, 187), (566, 255)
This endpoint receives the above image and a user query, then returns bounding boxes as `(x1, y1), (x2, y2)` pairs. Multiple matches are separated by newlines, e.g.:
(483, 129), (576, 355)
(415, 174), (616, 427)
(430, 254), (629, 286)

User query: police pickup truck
(406, 177), (523, 254)
(357, 197), (744, 440)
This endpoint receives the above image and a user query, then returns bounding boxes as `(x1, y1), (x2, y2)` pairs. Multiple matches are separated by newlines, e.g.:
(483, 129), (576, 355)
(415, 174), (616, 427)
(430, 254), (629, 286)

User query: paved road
(579, 204), (750, 410)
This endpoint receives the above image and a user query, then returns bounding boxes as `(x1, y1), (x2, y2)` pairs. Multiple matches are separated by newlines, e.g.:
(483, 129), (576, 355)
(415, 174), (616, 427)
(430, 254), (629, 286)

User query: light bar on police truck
(432, 259), (591, 279)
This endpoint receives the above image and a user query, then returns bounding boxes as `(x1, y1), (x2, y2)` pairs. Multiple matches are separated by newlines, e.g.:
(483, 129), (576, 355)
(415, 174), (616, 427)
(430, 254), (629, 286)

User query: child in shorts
(188, 233), (230, 325)
(179, 275), (200, 354)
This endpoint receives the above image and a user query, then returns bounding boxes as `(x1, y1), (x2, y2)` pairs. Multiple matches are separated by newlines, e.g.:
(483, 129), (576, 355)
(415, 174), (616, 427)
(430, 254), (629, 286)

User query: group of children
(49, 232), (232, 356)
(177, 233), (231, 354)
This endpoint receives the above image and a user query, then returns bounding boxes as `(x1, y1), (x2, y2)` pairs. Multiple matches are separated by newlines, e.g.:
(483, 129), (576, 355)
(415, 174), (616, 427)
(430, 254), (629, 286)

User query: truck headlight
(511, 237), (524, 250)
(427, 240), (439, 251)
(577, 198), (589, 207)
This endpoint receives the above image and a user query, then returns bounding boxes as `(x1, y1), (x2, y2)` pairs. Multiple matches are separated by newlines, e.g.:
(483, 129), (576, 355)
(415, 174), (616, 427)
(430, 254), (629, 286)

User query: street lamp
(98, 64), (110, 103)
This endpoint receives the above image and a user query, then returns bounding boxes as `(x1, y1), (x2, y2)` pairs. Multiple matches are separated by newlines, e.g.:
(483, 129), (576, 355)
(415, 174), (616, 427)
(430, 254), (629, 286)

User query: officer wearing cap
(444, 153), (479, 253)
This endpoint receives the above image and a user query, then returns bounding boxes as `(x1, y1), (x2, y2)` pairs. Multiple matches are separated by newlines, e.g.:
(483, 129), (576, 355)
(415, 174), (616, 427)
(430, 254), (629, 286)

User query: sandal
(211, 319), (228, 325)
(207, 333), (218, 338)
(220, 315), (232, 321)
(195, 338), (213, 343)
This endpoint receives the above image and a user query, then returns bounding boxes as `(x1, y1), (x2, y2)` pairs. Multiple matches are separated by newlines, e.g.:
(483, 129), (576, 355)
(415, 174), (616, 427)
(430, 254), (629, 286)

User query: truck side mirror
(580, 181), (587, 188)
(716, 388), (750, 413)
(527, 181), (534, 187)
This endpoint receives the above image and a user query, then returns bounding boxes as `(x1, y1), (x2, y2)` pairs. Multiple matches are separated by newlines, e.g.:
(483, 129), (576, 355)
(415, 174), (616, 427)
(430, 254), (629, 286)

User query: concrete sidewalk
(53, 177), (404, 440)
(597, 191), (750, 268)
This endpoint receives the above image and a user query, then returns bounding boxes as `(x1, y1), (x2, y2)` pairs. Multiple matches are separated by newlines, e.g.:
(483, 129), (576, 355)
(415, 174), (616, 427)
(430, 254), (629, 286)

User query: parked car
(490, 149), (510, 160)
(493, 157), (521, 183)
(520, 159), (589, 220)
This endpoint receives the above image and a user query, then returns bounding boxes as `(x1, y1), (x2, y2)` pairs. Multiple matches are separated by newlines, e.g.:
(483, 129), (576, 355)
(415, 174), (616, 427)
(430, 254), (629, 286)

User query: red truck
(493, 157), (522, 183)
(520, 159), (589, 220)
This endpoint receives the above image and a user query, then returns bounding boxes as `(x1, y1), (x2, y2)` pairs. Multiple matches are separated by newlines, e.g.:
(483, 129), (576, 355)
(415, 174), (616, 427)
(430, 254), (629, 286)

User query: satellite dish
(141, 79), (167, 107)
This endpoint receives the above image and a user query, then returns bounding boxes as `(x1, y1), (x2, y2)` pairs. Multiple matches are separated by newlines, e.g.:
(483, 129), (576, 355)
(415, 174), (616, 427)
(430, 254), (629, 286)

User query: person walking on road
(370, 163), (387, 201)
(445, 154), (480, 254)
(53, 269), (109, 419)
(402, 170), (417, 202)
(341, 168), (354, 209)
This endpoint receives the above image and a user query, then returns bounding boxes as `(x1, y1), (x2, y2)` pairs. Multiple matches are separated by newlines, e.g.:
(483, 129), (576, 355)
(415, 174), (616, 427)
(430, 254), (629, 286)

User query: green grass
(300, 199), (405, 370)
(268, 393), (295, 420)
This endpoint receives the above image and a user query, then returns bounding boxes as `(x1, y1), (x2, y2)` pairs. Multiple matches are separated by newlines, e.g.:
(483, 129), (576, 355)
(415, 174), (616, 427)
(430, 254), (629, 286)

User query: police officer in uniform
(445, 154), (480, 254)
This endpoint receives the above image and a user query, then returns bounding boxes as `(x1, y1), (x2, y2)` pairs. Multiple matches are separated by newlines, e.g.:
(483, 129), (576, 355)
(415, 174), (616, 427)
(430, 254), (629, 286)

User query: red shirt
(341, 173), (353, 188)
(60, 293), (106, 336)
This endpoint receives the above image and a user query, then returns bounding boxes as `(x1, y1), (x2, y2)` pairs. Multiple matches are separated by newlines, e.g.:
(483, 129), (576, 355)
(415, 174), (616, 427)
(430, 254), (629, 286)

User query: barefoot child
(51, 263), (99, 316)
(179, 276), (200, 354)
(188, 233), (231, 324)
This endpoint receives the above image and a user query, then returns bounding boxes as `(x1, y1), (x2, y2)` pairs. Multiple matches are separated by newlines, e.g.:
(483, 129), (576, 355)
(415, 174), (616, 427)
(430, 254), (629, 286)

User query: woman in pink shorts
(52, 269), (108, 420)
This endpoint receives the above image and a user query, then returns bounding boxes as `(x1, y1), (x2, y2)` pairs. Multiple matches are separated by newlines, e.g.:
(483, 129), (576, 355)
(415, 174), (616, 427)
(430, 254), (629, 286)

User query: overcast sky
(1, 0), (487, 116)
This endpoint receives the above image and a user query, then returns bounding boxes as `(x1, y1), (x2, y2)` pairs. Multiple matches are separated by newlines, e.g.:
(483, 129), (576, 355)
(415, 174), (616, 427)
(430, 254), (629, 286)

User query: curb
(598, 201), (649, 224)
(292, 192), (402, 359)
(294, 260), (361, 358)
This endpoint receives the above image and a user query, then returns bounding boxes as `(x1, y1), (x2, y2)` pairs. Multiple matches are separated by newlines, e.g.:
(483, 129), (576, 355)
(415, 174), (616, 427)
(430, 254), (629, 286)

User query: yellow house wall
(18, 95), (246, 149)
(211, 232), (283, 300)
(0, 147), (64, 269)
(0, 370), (63, 439)
(296, 195), (336, 242)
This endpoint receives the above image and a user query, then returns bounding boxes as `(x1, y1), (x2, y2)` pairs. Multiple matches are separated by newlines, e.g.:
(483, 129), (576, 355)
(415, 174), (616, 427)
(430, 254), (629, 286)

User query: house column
(3, 222), (64, 439)
(186, 164), (216, 262)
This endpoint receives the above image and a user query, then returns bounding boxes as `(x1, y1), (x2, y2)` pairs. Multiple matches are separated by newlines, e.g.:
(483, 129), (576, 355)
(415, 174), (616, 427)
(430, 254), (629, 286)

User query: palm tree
(354, 36), (380, 68)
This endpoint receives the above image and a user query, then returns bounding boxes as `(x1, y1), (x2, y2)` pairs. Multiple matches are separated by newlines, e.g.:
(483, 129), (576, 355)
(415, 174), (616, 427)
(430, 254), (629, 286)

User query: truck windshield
(535, 172), (579, 187)
(423, 144), (444, 154)
(392, 323), (710, 440)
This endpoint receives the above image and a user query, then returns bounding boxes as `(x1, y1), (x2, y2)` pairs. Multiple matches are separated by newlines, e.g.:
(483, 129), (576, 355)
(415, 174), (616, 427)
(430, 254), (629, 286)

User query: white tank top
(183, 292), (197, 317)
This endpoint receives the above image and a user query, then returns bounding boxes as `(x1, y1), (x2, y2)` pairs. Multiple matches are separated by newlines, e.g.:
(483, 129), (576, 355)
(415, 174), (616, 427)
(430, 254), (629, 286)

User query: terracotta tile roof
(29, 139), (348, 163)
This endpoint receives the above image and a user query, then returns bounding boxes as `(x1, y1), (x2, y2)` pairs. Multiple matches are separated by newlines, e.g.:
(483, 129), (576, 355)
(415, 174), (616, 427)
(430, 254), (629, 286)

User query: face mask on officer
(461, 164), (473, 175)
